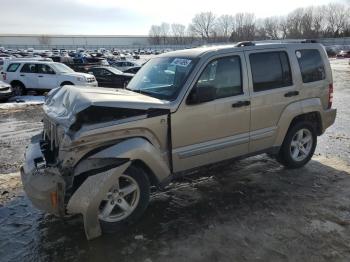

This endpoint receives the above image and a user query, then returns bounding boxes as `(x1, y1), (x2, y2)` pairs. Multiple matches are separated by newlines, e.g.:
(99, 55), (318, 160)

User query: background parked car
(123, 66), (141, 74)
(89, 66), (134, 88)
(2, 61), (97, 95)
(336, 50), (350, 58)
(0, 80), (13, 101)
(111, 60), (140, 72)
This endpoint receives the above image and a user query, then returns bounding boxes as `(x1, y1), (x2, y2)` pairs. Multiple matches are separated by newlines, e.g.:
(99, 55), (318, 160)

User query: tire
(277, 121), (317, 169)
(11, 82), (26, 96)
(99, 165), (150, 234)
(60, 82), (74, 87)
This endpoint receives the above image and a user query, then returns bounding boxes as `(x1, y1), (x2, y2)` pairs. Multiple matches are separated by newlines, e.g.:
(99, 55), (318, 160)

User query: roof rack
(235, 41), (255, 47)
(301, 39), (318, 43)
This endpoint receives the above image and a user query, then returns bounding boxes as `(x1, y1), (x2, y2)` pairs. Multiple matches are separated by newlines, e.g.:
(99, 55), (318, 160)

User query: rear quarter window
(7, 63), (20, 72)
(296, 49), (326, 83)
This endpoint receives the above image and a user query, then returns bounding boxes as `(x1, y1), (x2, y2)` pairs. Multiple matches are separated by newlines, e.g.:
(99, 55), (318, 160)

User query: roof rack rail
(301, 39), (317, 43)
(235, 41), (255, 47)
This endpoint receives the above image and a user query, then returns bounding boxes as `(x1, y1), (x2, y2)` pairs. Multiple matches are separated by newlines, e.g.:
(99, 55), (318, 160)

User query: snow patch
(0, 96), (45, 110)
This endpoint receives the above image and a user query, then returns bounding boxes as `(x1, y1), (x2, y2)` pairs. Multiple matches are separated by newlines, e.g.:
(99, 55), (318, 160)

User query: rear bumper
(322, 108), (337, 132)
(21, 136), (65, 216)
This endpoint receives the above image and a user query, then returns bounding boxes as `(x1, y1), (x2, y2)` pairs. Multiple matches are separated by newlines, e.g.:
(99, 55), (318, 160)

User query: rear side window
(250, 51), (292, 92)
(196, 56), (242, 99)
(7, 63), (20, 72)
(20, 63), (38, 73)
(296, 49), (326, 83)
(38, 64), (55, 74)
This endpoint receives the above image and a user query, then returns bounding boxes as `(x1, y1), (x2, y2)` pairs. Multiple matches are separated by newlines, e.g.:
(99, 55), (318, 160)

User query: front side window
(20, 63), (37, 73)
(296, 49), (326, 83)
(250, 51), (292, 92)
(7, 63), (20, 72)
(196, 56), (242, 99)
(127, 57), (196, 100)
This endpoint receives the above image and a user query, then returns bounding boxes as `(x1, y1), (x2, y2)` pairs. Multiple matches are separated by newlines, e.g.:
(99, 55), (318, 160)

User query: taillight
(2, 73), (6, 81)
(328, 83), (333, 109)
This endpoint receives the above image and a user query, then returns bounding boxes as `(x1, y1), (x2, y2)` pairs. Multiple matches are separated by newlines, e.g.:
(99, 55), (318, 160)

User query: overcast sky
(0, 0), (347, 35)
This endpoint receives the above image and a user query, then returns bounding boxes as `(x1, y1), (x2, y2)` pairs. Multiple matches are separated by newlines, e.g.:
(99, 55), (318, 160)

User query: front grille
(86, 78), (95, 83)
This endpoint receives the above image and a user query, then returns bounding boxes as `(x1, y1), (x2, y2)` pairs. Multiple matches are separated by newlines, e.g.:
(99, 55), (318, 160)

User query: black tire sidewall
(100, 165), (150, 233)
(13, 84), (26, 96)
(60, 82), (74, 87)
(279, 121), (317, 168)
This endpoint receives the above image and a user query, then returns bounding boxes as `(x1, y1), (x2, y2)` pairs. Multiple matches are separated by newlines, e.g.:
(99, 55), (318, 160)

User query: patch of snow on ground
(0, 96), (44, 110)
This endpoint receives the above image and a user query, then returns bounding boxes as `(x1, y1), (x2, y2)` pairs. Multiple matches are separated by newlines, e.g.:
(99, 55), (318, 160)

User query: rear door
(172, 53), (251, 172)
(37, 64), (58, 89)
(19, 63), (39, 89)
(245, 49), (298, 153)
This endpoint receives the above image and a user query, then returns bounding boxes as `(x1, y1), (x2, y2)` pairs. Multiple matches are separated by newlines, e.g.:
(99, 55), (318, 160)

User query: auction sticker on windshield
(171, 58), (192, 67)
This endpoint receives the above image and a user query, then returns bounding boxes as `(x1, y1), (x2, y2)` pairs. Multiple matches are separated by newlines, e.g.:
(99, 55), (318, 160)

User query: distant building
(0, 34), (150, 49)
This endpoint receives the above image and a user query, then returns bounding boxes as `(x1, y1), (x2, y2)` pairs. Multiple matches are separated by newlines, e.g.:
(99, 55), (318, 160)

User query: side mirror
(187, 84), (216, 105)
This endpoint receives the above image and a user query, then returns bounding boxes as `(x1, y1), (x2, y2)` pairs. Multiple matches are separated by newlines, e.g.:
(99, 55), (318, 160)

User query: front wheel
(277, 121), (317, 169)
(99, 165), (150, 233)
(12, 83), (26, 96)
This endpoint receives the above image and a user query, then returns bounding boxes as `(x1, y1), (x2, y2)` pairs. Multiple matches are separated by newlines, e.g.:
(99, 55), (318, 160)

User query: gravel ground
(0, 59), (349, 262)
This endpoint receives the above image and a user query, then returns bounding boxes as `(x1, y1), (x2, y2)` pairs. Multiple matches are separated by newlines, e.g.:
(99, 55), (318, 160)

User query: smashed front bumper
(21, 135), (65, 216)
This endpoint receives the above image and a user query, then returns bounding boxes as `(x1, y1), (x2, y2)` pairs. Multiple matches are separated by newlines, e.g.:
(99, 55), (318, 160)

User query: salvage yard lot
(0, 59), (349, 262)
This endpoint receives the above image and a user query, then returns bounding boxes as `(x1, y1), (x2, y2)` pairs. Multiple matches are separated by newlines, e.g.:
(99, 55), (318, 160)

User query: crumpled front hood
(44, 85), (169, 127)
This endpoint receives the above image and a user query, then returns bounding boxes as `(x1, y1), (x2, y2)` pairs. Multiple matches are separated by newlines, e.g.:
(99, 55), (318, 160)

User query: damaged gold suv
(21, 42), (336, 239)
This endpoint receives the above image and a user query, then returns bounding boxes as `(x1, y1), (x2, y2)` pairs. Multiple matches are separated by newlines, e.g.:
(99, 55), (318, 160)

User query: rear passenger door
(245, 49), (298, 153)
(19, 63), (39, 89)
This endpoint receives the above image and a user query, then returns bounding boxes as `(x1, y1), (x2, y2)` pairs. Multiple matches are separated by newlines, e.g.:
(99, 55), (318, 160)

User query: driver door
(171, 53), (251, 172)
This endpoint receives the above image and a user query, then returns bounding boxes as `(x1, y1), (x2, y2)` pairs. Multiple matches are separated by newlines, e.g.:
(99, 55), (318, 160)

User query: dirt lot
(0, 59), (349, 262)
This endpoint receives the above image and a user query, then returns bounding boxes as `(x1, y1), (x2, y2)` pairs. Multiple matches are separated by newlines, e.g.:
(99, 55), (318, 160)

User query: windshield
(127, 57), (196, 100)
(52, 63), (75, 73)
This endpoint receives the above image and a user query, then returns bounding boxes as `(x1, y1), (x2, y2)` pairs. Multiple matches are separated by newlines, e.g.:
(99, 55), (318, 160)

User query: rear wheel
(99, 165), (150, 233)
(11, 82), (26, 96)
(277, 121), (317, 168)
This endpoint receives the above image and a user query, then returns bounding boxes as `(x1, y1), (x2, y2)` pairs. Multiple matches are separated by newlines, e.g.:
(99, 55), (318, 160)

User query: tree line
(148, 3), (350, 45)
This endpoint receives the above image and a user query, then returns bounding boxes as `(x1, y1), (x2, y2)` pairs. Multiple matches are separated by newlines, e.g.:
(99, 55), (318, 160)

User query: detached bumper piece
(21, 137), (65, 216)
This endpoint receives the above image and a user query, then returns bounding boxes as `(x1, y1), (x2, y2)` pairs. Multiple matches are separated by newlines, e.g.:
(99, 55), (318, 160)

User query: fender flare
(273, 98), (323, 147)
(67, 137), (171, 240)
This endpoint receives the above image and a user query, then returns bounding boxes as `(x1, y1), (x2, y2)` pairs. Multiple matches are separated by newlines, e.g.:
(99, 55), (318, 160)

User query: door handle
(20, 74), (25, 77)
(232, 100), (251, 108)
(284, 91), (299, 97)
(38, 75), (43, 78)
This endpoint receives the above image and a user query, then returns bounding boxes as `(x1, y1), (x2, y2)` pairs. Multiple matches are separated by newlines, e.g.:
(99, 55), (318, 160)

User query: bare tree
(231, 13), (256, 41)
(149, 25), (162, 45)
(214, 15), (235, 41)
(160, 23), (170, 44)
(189, 12), (216, 40)
(312, 6), (326, 38)
(171, 24), (186, 44)
(38, 35), (51, 45)
(324, 3), (349, 37)
(263, 17), (280, 39)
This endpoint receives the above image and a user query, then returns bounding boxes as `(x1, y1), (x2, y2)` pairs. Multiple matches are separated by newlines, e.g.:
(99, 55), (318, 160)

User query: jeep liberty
(21, 42), (336, 239)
